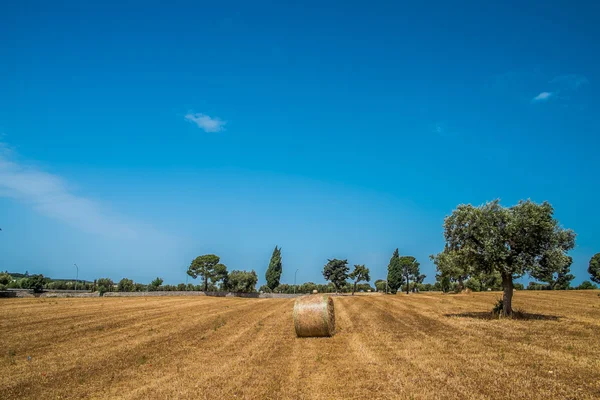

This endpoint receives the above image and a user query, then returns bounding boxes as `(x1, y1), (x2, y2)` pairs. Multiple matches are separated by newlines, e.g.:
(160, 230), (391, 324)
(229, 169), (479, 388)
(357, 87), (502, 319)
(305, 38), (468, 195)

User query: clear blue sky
(1, 1), (598, 286)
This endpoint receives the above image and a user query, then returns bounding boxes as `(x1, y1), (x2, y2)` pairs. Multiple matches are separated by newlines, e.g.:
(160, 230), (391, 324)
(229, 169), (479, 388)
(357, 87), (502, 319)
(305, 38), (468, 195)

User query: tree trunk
(204, 275), (208, 292)
(352, 281), (357, 295)
(458, 276), (464, 292)
(501, 273), (514, 316)
(406, 274), (410, 294)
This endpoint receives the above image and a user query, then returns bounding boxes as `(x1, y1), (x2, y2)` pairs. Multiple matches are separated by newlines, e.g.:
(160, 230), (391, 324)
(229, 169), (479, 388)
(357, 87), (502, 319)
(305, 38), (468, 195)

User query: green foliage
(387, 249), (402, 294)
(96, 278), (114, 295)
(432, 199), (576, 315)
(589, 253), (600, 284)
(465, 277), (482, 292)
(349, 264), (370, 295)
(21, 274), (49, 293)
(258, 284), (271, 293)
(117, 278), (135, 292)
(536, 255), (575, 289)
(134, 283), (146, 292)
(265, 246), (283, 291)
(150, 277), (163, 288)
(576, 281), (598, 290)
(322, 259), (349, 292)
(527, 282), (550, 290)
(398, 256), (419, 294)
(0, 272), (12, 286)
(226, 270), (258, 293)
(187, 254), (228, 291)
(374, 279), (386, 293)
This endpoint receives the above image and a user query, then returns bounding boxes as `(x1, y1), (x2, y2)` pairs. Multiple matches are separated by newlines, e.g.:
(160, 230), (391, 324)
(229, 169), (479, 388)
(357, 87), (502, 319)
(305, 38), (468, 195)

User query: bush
(96, 278), (114, 295)
(0, 272), (12, 286)
(22, 274), (49, 293)
(117, 278), (135, 292)
(576, 281), (598, 290)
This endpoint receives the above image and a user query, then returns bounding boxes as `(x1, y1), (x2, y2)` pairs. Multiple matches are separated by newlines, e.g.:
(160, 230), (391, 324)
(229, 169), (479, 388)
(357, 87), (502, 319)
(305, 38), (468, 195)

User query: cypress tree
(387, 248), (402, 294)
(266, 246), (283, 291)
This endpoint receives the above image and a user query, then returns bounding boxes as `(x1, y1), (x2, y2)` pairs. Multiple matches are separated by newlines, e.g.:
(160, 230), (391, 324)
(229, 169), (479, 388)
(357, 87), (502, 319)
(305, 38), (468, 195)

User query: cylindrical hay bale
(293, 295), (335, 337)
(312, 289), (318, 294)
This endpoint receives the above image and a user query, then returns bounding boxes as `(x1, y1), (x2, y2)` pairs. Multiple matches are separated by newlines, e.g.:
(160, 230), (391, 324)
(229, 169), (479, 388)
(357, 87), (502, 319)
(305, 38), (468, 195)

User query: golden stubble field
(1, 291), (600, 399)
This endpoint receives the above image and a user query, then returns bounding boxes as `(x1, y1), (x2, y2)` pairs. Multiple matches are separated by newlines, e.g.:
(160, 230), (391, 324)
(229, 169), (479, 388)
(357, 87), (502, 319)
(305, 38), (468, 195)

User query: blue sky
(1, 1), (599, 286)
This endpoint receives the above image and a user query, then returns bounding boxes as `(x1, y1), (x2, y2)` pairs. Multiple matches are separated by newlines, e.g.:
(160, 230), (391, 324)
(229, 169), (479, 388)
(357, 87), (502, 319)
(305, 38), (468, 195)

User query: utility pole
(74, 264), (79, 291)
(294, 268), (299, 294)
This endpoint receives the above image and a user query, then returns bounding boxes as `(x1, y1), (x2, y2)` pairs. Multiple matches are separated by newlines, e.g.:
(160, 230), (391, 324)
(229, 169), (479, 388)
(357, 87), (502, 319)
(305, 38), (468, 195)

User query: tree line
(1, 200), (599, 302)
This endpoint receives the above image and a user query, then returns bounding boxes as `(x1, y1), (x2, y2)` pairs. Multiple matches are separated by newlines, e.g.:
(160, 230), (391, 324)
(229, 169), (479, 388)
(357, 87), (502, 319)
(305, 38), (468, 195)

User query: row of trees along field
(1, 201), (599, 301)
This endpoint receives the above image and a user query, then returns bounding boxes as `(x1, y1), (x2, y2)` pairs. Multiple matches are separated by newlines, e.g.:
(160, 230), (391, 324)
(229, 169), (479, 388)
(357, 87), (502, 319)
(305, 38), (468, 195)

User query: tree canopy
(431, 200), (575, 315)
(399, 256), (419, 294)
(265, 246), (283, 291)
(187, 254), (228, 291)
(117, 278), (135, 292)
(349, 264), (370, 295)
(227, 270), (258, 293)
(589, 253), (600, 284)
(323, 259), (349, 292)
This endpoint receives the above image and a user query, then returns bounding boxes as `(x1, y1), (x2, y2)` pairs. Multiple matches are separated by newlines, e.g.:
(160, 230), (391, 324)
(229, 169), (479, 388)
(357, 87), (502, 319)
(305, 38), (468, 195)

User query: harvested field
(1, 291), (600, 399)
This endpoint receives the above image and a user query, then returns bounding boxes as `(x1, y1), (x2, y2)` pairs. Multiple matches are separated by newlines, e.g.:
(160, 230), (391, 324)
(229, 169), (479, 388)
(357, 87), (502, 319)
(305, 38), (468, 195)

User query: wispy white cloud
(185, 113), (226, 133)
(532, 92), (553, 102)
(0, 143), (139, 239)
(550, 74), (589, 90)
(432, 123), (445, 136)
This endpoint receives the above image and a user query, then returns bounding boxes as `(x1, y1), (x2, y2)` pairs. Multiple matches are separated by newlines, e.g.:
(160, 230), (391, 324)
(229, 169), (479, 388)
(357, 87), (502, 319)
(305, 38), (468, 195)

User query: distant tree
(539, 258), (575, 290)
(177, 283), (186, 291)
(412, 273), (426, 292)
(117, 278), (135, 292)
(349, 264), (370, 295)
(227, 270), (258, 293)
(213, 263), (229, 291)
(265, 246), (283, 291)
(387, 249), (402, 294)
(374, 279), (387, 293)
(96, 278), (114, 295)
(134, 283), (146, 292)
(576, 280), (598, 290)
(0, 272), (11, 285)
(150, 277), (163, 289)
(589, 253), (600, 284)
(399, 256), (419, 294)
(431, 200), (576, 315)
(187, 254), (227, 291)
(356, 283), (374, 292)
(430, 251), (470, 292)
(322, 259), (349, 293)
(434, 273), (451, 293)
(258, 284), (271, 293)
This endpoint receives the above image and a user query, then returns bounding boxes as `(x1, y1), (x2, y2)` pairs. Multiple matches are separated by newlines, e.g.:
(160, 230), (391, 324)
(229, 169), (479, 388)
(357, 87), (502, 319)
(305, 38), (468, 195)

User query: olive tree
(349, 264), (370, 295)
(431, 200), (575, 316)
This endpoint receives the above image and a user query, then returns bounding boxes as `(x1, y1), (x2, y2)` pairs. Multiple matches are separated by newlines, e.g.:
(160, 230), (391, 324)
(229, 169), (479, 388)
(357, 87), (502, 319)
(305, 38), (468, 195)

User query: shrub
(117, 278), (135, 292)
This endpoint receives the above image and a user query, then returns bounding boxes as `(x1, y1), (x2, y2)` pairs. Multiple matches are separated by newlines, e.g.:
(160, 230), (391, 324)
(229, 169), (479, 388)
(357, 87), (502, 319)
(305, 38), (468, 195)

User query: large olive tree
(431, 200), (575, 315)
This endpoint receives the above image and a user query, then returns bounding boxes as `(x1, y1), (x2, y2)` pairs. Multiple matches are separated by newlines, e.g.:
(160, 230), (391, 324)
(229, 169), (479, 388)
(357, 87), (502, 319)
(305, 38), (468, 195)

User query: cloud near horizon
(0, 144), (141, 239)
(532, 92), (553, 102)
(185, 113), (226, 132)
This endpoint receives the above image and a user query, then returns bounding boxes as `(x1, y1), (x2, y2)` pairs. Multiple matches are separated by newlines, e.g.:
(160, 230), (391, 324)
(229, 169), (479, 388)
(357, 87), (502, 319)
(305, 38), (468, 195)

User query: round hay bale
(293, 295), (335, 337)
(312, 289), (318, 294)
